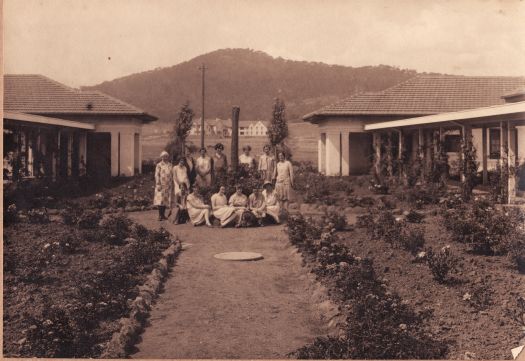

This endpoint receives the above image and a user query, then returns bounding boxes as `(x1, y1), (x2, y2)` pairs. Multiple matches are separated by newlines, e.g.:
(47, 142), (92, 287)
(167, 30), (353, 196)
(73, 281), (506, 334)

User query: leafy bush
(59, 206), (82, 225)
(463, 283), (493, 311)
(286, 214), (322, 249)
(27, 208), (50, 224)
(426, 246), (459, 283)
(293, 336), (349, 359)
(111, 195), (127, 208)
(88, 192), (110, 209)
(321, 209), (347, 231)
(395, 183), (445, 207)
(4, 203), (19, 226)
(405, 209), (425, 223)
(372, 210), (405, 245)
(401, 227), (425, 254)
(442, 199), (519, 255)
(99, 213), (133, 244)
(77, 209), (102, 229)
(355, 213), (374, 229)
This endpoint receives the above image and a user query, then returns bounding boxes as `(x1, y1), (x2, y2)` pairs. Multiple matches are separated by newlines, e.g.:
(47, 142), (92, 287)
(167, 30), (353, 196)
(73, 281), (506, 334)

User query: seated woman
(186, 186), (213, 227)
(171, 183), (189, 225)
(228, 184), (249, 227)
(262, 181), (280, 224)
(211, 185), (238, 227)
(248, 187), (266, 227)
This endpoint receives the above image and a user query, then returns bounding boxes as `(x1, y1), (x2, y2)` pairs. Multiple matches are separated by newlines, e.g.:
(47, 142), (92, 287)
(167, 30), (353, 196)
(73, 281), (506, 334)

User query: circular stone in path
(213, 252), (264, 261)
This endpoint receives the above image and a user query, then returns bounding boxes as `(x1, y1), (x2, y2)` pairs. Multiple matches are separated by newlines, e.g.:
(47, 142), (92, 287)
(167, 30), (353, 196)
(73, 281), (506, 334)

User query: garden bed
(3, 213), (177, 358)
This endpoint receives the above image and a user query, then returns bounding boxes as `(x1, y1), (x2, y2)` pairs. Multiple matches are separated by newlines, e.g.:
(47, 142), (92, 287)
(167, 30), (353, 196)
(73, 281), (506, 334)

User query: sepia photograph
(2, 0), (525, 359)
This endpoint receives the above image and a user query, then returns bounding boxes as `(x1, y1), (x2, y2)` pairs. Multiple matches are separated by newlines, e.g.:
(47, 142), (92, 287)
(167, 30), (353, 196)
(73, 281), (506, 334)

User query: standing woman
(258, 144), (275, 183)
(186, 186), (213, 227)
(153, 151), (173, 221)
(172, 157), (190, 197)
(212, 143), (228, 183)
(195, 147), (212, 187)
(274, 151), (294, 212)
(239, 145), (256, 169)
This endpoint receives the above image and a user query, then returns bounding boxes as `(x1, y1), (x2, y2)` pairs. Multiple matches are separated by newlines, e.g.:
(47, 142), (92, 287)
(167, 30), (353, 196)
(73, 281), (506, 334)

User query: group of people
(153, 143), (294, 228)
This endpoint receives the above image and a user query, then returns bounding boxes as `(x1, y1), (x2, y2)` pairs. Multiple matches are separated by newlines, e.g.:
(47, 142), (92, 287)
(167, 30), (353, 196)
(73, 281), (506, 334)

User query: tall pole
(231, 106), (240, 173)
(199, 64), (207, 148)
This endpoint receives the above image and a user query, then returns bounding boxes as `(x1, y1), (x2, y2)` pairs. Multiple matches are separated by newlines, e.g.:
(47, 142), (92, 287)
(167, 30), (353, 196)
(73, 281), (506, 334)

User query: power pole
(199, 64), (207, 148)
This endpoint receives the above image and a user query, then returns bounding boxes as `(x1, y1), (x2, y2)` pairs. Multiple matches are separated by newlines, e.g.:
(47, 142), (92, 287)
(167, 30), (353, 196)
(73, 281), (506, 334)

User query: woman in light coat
(153, 151), (173, 221)
(211, 185), (237, 227)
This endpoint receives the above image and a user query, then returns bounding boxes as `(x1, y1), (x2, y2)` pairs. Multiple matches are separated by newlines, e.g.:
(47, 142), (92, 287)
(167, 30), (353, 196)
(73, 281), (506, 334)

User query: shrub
(293, 336), (349, 359)
(372, 210), (405, 245)
(57, 233), (82, 254)
(130, 222), (150, 240)
(111, 195), (127, 208)
(4, 203), (19, 226)
(405, 209), (425, 223)
(99, 213), (133, 244)
(59, 206), (82, 225)
(355, 213), (374, 229)
(463, 283), (493, 311)
(426, 246), (459, 283)
(321, 209), (347, 231)
(77, 209), (102, 229)
(401, 227), (425, 254)
(286, 214), (322, 249)
(27, 208), (50, 224)
(88, 192), (110, 209)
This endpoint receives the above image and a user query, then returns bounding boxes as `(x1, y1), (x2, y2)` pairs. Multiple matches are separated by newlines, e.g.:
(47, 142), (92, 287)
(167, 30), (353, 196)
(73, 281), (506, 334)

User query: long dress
(275, 160), (294, 201)
(186, 193), (209, 225)
(153, 161), (173, 207)
(211, 193), (236, 226)
(262, 189), (280, 223)
(258, 154), (275, 183)
(172, 164), (190, 196)
(229, 192), (250, 227)
(213, 153), (228, 183)
(195, 156), (212, 187)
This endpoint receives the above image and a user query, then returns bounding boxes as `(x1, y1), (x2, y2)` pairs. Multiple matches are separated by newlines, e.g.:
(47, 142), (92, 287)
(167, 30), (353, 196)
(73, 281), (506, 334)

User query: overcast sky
(4, 0), (525, 88)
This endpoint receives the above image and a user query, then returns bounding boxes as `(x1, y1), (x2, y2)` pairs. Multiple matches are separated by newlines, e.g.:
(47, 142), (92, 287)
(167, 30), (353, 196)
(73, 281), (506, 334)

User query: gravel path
(128, 211), (326, 359)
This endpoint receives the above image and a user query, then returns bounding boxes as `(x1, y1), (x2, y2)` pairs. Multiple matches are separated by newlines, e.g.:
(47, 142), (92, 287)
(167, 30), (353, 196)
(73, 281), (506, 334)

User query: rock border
(101, 239), (182, 358)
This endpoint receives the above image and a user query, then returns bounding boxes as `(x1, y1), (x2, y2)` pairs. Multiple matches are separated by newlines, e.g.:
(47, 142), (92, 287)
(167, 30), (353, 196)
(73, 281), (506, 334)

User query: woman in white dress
(186, 186), (213, 227)
(258, 144), (275, 183)
(229, 185), (249, 227)
(211, 186), (237, 227)
(172, 157), (190, 196)
(195, 147), (212, 188)
(249, 187), (266, 226)
(153, 151), (173, 221)
(239, 145), (256, 170)
(262, 181), (280, 224)
(274, 152), (294, 212)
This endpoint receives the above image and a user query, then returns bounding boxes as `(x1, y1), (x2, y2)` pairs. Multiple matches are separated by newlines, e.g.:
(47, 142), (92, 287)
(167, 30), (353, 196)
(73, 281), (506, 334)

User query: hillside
(83, 48), (427, 123)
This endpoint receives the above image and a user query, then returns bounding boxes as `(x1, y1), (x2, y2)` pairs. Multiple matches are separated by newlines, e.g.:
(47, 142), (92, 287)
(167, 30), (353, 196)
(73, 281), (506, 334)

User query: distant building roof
(303, 75), (525, 122)
(239, 120), (270, 127)
(4, 74), (157, 122)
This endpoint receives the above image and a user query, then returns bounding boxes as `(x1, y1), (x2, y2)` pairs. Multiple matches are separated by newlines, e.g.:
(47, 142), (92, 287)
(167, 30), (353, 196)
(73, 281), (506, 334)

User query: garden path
(128, 211), (326, 359)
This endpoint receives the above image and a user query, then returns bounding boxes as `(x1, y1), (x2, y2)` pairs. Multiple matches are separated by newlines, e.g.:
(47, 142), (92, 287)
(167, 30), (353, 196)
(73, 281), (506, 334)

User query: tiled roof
(4, 74), (157, 122)
(303, 75), (525, 121)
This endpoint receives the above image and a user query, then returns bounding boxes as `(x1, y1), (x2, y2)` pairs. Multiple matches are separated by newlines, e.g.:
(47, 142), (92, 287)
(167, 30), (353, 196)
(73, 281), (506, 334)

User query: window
(444, 135), (461, 153)
(489, 128), (501, 159)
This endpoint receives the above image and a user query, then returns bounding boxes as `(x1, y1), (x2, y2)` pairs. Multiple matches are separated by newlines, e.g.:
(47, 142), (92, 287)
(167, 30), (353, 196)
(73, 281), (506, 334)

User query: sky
(4, 0), (525, 88)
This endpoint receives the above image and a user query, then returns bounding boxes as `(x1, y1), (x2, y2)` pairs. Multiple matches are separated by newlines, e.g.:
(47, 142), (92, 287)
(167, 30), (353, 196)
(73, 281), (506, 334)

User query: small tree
(268, 98), (289, 157)
(165, 102), (194, 161)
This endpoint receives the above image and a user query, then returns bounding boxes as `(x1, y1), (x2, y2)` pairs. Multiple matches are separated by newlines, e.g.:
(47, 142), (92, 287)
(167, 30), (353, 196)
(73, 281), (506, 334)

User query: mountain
(83, 48), (429, 123)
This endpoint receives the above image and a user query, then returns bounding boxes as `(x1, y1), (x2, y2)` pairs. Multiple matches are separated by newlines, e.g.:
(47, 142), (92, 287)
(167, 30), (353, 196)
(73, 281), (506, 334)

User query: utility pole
(199, 64), (207, 148)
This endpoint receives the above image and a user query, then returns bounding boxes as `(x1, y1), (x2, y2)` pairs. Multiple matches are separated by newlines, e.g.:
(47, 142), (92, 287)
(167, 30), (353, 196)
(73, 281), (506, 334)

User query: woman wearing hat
(153, 151), (173, 221)
(213, 143), (228, 182)
(262, 181), (280, 224)
(195, 147), (212, 188)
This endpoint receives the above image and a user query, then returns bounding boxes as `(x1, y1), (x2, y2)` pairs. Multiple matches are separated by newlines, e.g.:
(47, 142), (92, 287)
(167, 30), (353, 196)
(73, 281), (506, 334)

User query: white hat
(160, 151), (169, 158)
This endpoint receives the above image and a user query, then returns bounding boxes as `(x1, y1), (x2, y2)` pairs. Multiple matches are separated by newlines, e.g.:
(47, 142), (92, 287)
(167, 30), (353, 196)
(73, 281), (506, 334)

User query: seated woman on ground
(211, 185), (238, 228)
(186, 186), (213, 227)
(248, 186), (266, 227)
(228, 184), (249, 228)
(171, 183), (189, 225)
(262, 181), (280, 224)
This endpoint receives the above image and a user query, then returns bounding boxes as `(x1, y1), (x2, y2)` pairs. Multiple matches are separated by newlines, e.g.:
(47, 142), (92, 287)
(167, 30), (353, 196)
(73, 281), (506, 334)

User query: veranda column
(79, 132), (87, 176)
(318, 133), (326, 174)
(110, 131), (120, 177)
(373, 132), (381, 178)
(397, 129), (407, 185)
(386, 132), (393, 177)
(481, 126), (488, 185)
(424, 130), (433, 179)
(325, 132), (341, 176)
(508, 122), (517, 203)
(500, 121), (509, 203)
(459, 126), (465, 182)
(461, 125), (473, 184)
(341, 131), (350, 176)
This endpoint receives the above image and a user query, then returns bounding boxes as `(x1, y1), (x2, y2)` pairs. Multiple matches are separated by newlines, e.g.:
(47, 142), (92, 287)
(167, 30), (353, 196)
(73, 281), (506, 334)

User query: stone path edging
(101, 239), (182, 358)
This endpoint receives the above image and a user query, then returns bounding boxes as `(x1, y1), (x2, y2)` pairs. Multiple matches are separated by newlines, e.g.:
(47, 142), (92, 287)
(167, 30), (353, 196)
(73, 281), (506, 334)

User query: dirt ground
(337, 207), (525, 360)
(128, 211), (328, 359)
